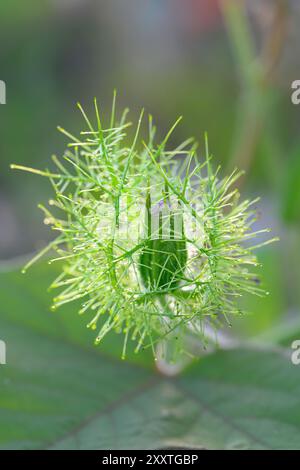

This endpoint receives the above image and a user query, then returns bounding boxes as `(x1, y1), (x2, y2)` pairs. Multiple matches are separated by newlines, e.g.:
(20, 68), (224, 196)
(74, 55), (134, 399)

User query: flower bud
(139, 188), (187, 291)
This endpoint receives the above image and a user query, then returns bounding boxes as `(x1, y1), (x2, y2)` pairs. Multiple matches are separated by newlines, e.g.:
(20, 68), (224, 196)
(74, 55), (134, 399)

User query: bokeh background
(0, 0), (299, 342)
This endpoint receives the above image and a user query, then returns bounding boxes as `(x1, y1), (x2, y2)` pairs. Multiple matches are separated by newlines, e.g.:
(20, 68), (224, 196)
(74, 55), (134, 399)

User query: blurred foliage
(0, 1), (298, 305)
(282, 146), (300, 224)
(0, 0), (50, 23)
(1, 263), (300, 450)
(232, 247), (284, 337)
(0, 0), (300, 451)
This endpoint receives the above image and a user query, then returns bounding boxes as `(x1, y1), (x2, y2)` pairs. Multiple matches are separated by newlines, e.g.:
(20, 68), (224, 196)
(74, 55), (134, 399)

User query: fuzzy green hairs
(11, 94), (278, 360)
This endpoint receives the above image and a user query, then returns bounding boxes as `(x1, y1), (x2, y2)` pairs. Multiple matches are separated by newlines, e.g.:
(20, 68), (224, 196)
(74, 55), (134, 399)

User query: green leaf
(282, 147), (300, 225)
(0, 263), (299, 450)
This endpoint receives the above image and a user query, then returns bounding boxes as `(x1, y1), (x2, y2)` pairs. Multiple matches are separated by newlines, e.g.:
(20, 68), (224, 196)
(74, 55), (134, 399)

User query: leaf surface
(0, 264), (298, 450)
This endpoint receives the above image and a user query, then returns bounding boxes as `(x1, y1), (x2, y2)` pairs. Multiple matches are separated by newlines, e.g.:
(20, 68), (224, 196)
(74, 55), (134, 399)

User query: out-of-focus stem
(221, 0), (288, 189)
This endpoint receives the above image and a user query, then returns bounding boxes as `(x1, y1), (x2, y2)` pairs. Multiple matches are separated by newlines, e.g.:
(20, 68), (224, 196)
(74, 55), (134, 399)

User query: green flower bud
(11, 97), (278, 360)
(139, 188), (187, 291)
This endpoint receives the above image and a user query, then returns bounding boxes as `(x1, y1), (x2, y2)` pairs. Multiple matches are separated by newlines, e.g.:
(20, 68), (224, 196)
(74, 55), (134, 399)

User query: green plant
(11, 95), (278, 360)
(1, 263), (300, 450)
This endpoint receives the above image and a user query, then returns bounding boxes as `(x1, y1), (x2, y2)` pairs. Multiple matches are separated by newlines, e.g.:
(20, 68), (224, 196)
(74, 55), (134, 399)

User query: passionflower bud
(11, 96), (278, 360)
(139, 185), (187, 291)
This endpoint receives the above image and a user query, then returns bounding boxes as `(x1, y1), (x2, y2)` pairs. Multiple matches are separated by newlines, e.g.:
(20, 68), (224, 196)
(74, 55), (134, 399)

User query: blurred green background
(0, 0), (299, 341)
